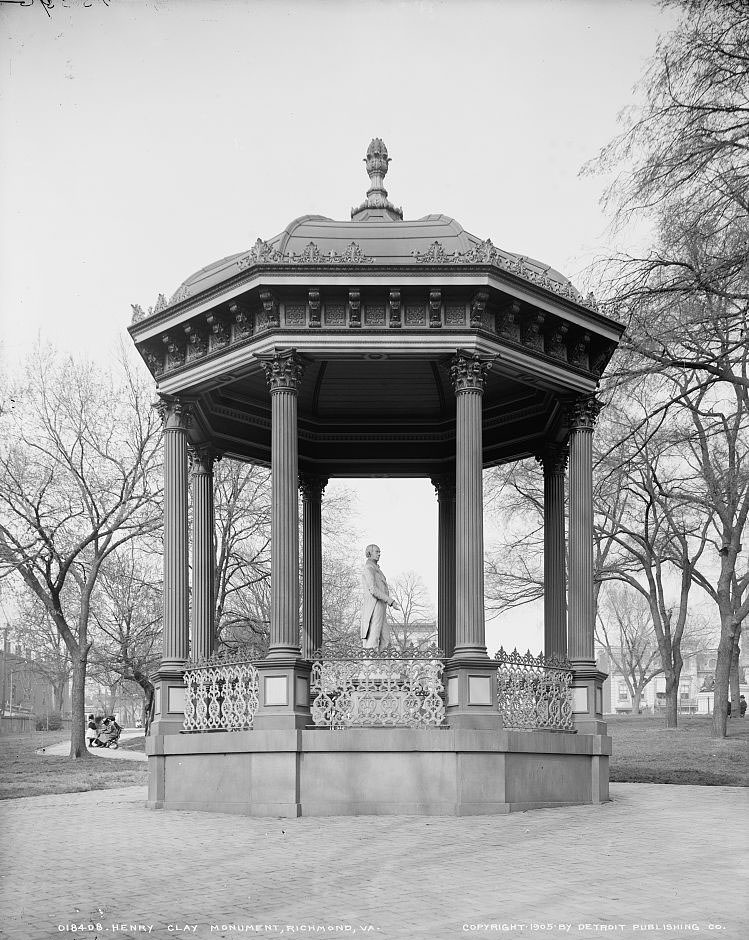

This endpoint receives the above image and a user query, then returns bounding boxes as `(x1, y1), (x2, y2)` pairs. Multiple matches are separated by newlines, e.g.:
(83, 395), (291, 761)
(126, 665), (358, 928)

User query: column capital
(298, 472), (328, 502)
(564, 395), (603, 431)
(535, 443), (569, 474)
(189, 443), (220, 475)
(155, 394), (193, 430)
(431, 473), (456, 501)
(449, 349), (496, 395)
(257, 347), (305, 393)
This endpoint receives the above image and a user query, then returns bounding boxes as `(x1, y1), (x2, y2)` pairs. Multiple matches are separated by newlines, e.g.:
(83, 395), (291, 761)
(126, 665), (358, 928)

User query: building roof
(165, 139), (582, 309)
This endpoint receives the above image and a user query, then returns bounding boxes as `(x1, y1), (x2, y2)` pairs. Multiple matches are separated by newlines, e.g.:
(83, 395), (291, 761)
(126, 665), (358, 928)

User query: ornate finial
(351, 138), (403, 221)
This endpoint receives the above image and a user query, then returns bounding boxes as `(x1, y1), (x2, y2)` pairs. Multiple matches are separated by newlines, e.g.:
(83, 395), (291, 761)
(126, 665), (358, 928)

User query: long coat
(360, 559), (392, 642)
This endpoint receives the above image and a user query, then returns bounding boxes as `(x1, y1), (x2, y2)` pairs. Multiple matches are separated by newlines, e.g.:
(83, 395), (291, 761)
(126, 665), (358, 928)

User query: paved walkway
(0, 783), (746, 940)
(37, 729), (147, 762)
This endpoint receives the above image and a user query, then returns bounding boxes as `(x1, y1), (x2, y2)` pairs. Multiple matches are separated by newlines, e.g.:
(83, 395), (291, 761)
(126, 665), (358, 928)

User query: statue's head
(365, 543), (380, 560)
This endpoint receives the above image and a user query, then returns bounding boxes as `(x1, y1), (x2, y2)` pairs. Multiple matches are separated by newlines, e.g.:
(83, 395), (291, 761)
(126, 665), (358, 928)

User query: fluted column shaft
(159, 397), (191, 667)
(432, 474), (456, 656)
(567, 398), (601, 664)
(300, 474), (327, 660)
(191, 445), (217, 661)
(451, 352), (494, 659)
(261, 349), (304, 658)
(539, 446), (568, 658)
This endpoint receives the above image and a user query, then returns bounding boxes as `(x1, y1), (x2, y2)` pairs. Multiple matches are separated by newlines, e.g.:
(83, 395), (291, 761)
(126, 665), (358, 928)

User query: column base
(253, 657), (312, 730)
(150, 664), (187, 735)
(444, 656), (502, 730)
(571, 662), (607, 735)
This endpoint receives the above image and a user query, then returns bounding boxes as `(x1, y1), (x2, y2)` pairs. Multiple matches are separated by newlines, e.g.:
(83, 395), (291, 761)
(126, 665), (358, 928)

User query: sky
(0, 0), (678, 652)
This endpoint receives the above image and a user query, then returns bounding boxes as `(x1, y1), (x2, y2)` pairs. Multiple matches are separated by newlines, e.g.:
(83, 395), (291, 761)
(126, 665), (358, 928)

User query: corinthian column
(431, 473), (456, 657)
(300, 472), (327, 660)
(567, 397), (601, 663)
(150, 395), (192, 740)
(190, 444), (217, 662)
(566, 395), (607, 735)
(253, 348), (311, 734)
(159, 396), (192, 667)
(261, 349), (304, 658)
(444, 350), (500, 730)
(537, 444), (568, 658)
(451, 351), (493, 658)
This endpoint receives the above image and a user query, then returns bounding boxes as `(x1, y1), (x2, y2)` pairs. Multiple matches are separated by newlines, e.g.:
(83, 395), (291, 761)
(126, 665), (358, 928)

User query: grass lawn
(118, 735), (146, 752)
(0, 732), (148, 800)
(607, 714), (749, 786)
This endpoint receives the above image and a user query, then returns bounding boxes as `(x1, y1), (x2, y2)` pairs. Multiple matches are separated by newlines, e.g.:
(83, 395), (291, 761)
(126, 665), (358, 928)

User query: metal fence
(183, 651), (260, 732)
(494, 647), (574, 732)
(310, 641), (446, 729)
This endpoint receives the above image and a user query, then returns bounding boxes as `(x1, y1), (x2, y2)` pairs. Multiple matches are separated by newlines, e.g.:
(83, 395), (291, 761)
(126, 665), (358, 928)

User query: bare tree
(89, 548), (161, 731)
(596, 585), (663, 715)
(0, 346), (162, 757)
(387, 571), (435, 651)
(585, 0), (749, 737)
(10, 592), (72, 715)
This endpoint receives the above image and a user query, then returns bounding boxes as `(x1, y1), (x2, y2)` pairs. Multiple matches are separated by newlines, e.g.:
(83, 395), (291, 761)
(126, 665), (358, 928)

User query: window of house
(618, 684), (629, 702)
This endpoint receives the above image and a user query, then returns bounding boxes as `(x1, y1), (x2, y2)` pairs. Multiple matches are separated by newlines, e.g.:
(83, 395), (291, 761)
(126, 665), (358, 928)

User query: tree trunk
(632, 688), (642, 715)
(729, 637), (740, 720)
(69, 652), (90, 759)
(712, 628), (733, 738)
(663, 665), (680, 729)
(53, 679), (66, 715)
(143, 686), (154, 735)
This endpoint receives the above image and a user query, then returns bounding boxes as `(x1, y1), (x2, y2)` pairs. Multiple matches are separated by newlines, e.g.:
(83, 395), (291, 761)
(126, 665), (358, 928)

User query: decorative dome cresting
(351, 138), (403, 221)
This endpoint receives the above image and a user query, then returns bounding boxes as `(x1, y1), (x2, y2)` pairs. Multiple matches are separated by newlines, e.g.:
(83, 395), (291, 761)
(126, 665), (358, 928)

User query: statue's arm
(363, 566), (394, 604)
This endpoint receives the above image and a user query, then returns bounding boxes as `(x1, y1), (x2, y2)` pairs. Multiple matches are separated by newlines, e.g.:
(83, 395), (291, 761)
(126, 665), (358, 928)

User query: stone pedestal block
(150, 666), (187, 736)
(571, 664), (608, 735)
(444, 658), (502, 730)
(253, 659), (313, 730)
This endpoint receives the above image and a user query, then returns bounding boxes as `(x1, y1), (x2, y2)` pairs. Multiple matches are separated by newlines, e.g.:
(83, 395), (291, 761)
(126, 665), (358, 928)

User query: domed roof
(166, 140), (584, 308)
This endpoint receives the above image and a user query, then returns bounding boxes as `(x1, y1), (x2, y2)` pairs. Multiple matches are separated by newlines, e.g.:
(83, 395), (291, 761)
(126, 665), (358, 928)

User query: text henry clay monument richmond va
(128, 139), (623, 816)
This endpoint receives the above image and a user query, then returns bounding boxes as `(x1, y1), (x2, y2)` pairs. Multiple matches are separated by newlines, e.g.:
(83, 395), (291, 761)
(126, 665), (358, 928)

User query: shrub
(35, 712), (63, 731)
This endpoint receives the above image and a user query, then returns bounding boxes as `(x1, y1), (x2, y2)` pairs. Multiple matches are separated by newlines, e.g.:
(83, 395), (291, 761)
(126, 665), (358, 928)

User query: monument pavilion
(129, 139), (624, 816)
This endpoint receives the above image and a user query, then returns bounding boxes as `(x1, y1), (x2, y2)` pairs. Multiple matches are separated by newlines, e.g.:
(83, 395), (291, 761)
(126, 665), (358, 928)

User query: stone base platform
(146, 727), (610, 816)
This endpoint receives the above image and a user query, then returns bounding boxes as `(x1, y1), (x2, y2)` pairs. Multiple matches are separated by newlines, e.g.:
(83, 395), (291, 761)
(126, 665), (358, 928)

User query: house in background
(597, 647), (749, 716)
(0, 643), (71, 732)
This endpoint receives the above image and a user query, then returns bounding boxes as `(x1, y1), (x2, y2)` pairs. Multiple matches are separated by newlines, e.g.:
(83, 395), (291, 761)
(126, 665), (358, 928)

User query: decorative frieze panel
(324, 302), (346, 326)
(364, 303), (386, 326)
(445, 302), (466, 327)
(284, 303), (307, 327)
(206, 312), (230, 351)
(405, 303), (425, 326)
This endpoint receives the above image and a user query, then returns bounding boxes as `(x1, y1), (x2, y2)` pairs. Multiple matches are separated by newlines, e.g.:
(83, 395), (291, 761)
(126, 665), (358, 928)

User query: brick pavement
(0, 784), (746, 940)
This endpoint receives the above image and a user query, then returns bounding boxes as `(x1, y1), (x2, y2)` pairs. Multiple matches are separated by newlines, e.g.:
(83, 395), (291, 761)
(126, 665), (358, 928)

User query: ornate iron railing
(494, 647), (574, 732)
(183, 651), (260, 732)
(310, 641), (446, 729)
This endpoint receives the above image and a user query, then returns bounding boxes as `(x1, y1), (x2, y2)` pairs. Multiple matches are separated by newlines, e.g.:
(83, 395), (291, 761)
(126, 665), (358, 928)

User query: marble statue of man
(360, 544), (400, 650)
